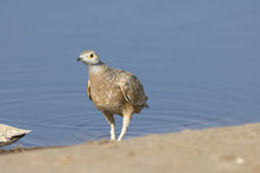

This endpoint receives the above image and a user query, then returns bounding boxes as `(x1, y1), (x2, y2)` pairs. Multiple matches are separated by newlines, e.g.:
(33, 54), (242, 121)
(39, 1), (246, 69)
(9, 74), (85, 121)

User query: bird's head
(77, 50), (101, 66)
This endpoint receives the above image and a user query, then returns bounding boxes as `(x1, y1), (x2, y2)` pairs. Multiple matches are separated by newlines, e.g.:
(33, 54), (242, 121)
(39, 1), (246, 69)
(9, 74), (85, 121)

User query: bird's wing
(119, 74), (148, 107)
(87, 79), (92, 101)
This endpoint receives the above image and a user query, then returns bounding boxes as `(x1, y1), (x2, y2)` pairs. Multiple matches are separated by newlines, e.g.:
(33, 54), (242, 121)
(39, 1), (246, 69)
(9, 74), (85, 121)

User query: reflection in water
(0, 1), (260, 147)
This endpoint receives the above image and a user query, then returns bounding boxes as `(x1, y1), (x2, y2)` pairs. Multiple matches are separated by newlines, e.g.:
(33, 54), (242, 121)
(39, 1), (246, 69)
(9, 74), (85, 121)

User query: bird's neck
(88, 63), (106, 75)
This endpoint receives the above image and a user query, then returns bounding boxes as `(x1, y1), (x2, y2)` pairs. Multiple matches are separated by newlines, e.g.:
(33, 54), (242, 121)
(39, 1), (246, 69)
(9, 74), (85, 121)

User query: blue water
(1, 1), (260, 147)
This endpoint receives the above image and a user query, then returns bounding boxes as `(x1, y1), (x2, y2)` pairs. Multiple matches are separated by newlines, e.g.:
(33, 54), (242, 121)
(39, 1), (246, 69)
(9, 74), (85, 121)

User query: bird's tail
(144, 103), (149, 108)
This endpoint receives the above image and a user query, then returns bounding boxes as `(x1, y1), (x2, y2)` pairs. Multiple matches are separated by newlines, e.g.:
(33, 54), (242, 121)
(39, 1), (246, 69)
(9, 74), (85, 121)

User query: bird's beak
(77, 56), (82, 62)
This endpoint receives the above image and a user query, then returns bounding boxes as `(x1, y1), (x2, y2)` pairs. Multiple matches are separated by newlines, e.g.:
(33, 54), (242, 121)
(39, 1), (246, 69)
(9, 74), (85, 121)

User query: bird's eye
(89, 54), (94, 58)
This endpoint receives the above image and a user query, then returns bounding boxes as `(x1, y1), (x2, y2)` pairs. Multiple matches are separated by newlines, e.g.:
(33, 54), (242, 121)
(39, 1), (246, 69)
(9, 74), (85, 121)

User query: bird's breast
(89, 76), (125, 113)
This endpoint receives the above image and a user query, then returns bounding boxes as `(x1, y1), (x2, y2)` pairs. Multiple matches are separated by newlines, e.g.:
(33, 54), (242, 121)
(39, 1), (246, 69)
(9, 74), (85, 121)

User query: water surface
(1, 1), (260, 147)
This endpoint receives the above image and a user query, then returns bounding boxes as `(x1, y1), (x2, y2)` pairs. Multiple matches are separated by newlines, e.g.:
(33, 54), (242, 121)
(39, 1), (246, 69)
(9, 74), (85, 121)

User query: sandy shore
(1, 123), (260, 173)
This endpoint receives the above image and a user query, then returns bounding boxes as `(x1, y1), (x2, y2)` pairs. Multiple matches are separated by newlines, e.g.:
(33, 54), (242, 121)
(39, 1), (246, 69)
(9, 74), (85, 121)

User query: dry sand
(1, 123), (260, 173)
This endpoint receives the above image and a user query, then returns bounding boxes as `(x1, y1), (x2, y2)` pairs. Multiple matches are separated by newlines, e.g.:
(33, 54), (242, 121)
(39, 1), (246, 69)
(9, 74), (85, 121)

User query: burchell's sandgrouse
(78, 50), (148, 141)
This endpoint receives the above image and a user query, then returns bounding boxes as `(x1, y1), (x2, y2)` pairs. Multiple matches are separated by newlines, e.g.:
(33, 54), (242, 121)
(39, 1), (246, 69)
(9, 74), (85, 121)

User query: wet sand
(1, 123), (260, 173)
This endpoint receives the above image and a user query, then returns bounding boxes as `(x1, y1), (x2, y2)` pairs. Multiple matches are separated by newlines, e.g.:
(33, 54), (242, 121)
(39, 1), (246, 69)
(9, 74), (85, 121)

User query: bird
(0, 124), (31, 147)
(78, 50), (148, 141)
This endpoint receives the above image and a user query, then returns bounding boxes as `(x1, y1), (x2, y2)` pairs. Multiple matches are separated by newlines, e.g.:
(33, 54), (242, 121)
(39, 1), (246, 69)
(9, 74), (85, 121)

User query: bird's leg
(103, 113), (116, 141)
(117, 113), (132, 141)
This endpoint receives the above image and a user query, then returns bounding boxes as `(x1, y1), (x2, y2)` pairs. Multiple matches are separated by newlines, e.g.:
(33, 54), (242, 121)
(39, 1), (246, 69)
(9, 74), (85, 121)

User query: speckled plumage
(88, 64), (148, 114)
(78, 50), (148, 141)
